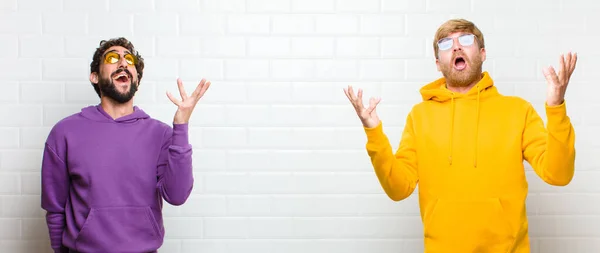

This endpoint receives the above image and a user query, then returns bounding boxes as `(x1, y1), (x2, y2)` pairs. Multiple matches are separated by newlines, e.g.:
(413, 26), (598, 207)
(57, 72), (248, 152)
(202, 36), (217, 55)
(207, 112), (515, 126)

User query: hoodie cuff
(172, 123), (190, 147)
(363, 121), (386, 142)
(545, 100), (569, 126)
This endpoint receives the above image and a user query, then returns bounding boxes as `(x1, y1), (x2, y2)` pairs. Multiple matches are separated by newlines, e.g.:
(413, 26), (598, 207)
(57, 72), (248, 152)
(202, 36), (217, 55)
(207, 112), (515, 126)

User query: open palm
(343, 85), (381, 128)
(167, 78), (211, 124)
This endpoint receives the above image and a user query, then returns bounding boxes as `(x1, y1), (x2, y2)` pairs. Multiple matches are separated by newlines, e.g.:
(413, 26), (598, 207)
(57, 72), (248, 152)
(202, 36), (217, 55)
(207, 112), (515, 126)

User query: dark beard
(98, 69), (138, 104)
(441, 55), (483, 87)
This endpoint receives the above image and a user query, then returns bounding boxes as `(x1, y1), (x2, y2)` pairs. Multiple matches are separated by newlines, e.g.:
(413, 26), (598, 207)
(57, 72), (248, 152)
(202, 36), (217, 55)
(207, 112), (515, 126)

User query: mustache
(111, 68), (133, 79)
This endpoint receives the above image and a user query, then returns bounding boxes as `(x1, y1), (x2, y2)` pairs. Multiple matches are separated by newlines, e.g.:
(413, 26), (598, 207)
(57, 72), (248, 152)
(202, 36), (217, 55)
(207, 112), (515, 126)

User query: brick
(20, 35), (65, 58)
(0, 0), (16, 10)
(42, 59), (88, 81)
(0, 128), (19, 148)
(271, 14), (315, 34)
(201, 37), (246, 57)
(133, 13), (178, 36)
(291, 0), (335, 12)
(0, 105), (42, 127)
(0, 13), (41, 34)
(315, 60), (359, 80)
(336, 37), (380, 58)
(381, 0), (425, 13)
(0, 219), (20, 239)
(0, 59), (42, 81)
(20, 82), (63, 104)
(381, 37), (426, 58)
(360, 15), (406, 35)
(19, 0), (60, 11)
(163, 218), (203, 238)
(271, 60), (316, 80)
(337, 0), (380, 13)
(247, 0), (291, 12)
(0, 173), (20, 194)
(315, 15), (359, 35)
(227, 15), (270, 35)
(200, 0), (245, 12)
(180, 14), (226, 35)
(224, 60), (269, 80)
(42, 13), (87, 35)
(0, 35), (19, 58)
(248, 37), (291, 57)
(292, 37), (334, 57)
(63, 0), (108, 11)
(87, 12), (134, 37)
(359, 59), (405, 80)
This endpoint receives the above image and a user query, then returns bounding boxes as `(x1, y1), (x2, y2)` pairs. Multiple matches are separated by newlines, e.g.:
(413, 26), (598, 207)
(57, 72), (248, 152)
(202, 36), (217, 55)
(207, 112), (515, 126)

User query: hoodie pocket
(75, 206), (163, 252)
(424, 198), (515, 251)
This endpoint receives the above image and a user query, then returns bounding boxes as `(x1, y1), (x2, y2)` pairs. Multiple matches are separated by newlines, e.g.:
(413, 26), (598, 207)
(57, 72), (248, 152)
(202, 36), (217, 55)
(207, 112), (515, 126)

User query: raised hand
(167, 78), (211, 124)
(343, 85), (381, 128)
(543, 52), (577, 106)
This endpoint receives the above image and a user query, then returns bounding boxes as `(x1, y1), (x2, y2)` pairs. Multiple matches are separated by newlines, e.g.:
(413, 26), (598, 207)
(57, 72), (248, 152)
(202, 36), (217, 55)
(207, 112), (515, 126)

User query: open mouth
(113, 72), (131, 84)
(454, 56), (467, 71)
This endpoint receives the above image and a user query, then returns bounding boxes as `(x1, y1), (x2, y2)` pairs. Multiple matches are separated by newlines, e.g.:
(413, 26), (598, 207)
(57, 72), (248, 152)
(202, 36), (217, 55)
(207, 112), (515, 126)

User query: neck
(100, 97), (134, 119)
(446, 73), (483, 94)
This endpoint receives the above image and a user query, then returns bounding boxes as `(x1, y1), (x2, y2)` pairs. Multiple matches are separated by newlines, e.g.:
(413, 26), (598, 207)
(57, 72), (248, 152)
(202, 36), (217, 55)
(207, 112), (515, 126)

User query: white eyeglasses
(437, 34), (476, 51)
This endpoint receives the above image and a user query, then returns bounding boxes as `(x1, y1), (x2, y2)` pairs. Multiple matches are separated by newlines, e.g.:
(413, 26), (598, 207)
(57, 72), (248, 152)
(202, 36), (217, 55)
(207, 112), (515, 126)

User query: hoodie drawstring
(448, 86), (481, 168)
(474, 87), (480, 168)
(449, 95), (455, 165)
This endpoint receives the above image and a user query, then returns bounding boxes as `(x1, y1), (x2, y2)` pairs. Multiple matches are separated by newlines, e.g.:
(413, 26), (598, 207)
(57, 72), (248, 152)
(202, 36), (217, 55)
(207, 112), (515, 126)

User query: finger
(347, 86), (359, 105)
(569, 52), (577, 78)
(191, 79), (207, 99)
(366, 97), (381, 114)
(558, 54), (565, 84)
(166, 91), (180, 106)
(543, 66), (560, 86)
(198, 81), (211, 98)
(344, 86), (360, 110)
(356, 88), (365, 110)
(177, 78), (188, 99)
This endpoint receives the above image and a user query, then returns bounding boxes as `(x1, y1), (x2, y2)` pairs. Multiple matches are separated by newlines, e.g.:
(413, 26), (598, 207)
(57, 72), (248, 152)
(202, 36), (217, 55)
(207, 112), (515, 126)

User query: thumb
(543, 66), (559, 85)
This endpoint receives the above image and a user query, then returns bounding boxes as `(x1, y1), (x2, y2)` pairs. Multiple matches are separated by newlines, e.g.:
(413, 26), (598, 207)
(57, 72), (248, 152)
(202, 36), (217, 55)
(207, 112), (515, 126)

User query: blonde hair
(433, 19), (484, 59)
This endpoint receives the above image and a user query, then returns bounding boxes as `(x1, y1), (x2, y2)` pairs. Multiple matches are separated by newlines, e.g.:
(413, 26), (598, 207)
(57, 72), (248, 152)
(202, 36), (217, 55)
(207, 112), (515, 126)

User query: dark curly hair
(89, 37), (145, 97)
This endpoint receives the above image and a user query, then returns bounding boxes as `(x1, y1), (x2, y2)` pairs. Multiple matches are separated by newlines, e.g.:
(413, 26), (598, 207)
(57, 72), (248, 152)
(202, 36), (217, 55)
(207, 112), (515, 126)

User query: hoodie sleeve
(363, 113), (419, 201)
(41, 138), (70, 253)
(156, 123), (194, 206)
(522, 101), (576, 186)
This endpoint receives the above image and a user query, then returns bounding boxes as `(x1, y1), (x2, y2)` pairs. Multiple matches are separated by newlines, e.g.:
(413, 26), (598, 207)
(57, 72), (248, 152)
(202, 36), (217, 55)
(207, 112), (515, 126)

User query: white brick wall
(1, 0), (599, 252)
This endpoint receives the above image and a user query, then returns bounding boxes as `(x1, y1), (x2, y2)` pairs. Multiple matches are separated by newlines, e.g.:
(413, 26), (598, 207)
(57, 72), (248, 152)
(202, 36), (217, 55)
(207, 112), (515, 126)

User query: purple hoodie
(41, 104), (194, 253)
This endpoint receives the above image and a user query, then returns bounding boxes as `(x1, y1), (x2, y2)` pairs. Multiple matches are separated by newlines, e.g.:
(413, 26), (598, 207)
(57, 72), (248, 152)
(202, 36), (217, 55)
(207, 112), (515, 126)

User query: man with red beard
(41, 37), (211, 253)
(344, 19), (577, 252)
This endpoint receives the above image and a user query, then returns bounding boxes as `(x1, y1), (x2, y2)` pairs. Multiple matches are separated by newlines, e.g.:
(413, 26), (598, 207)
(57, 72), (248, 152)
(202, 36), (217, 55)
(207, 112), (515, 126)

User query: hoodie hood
(420, 71), (497, 102)
(418, 71), (498, 168)
(80, 104), (150, 123)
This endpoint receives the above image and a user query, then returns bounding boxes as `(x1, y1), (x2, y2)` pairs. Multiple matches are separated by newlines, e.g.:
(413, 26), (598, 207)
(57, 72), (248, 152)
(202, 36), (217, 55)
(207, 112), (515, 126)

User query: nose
(118, 56), (128, 68)
(452, 38), (462, 52)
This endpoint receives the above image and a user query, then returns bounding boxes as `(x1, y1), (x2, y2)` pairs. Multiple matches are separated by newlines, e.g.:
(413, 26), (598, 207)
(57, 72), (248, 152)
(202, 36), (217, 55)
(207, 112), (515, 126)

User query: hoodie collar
(80, 104), (150, 123)
(419, 71), (498, 102)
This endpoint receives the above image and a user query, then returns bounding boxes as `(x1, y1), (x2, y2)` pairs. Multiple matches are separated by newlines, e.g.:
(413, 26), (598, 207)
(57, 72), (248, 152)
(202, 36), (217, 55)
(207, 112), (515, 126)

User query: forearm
(157, 124), (194, 205)
(45, 213), (68, 253)
(542, 102), (576, 185)
(365, 122), (418, 201)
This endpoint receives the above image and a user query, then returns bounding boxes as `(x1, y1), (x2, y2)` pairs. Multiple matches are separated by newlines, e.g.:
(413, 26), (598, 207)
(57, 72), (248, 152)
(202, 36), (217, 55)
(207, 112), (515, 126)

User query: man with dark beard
(344, 19), (577, 252)
(41, 37), (211, 253)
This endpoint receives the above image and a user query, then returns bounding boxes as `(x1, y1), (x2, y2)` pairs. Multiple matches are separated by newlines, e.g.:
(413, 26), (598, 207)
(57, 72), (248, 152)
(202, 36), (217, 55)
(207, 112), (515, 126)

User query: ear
(90, 72), (98, 84)
(480, 47), (486, 62)
(435, 58), (441, 71)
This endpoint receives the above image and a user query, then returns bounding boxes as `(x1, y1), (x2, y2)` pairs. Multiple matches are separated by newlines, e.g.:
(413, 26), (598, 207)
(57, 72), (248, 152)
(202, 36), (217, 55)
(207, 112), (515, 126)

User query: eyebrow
(103, 49), (132, 56)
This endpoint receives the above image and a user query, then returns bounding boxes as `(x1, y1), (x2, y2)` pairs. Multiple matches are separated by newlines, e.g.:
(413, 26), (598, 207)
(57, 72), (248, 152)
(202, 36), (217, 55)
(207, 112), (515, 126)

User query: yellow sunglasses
(103, 51), (137, 66)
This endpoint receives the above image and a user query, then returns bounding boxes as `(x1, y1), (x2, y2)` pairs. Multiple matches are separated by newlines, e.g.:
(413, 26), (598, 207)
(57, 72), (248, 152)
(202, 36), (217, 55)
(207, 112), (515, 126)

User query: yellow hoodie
(364, 71), (575, 252)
